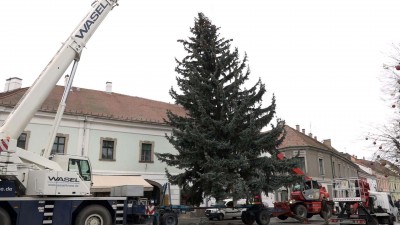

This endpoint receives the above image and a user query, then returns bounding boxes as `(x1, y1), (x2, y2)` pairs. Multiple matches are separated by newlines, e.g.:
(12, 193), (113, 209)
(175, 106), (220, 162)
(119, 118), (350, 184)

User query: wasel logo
(48, 176), (79, 183)
(75, 3), (108, 39)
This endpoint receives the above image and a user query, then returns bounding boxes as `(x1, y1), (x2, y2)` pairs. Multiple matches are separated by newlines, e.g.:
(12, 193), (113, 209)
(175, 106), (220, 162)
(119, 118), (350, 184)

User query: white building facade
(0, 81), (185, 204)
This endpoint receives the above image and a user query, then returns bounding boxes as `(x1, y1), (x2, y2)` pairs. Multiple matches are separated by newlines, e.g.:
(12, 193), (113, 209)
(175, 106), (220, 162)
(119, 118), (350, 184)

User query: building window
(338, 164), (341, 178)
(51, 134), (68, 154)
(140, 141), (154, 163)
(17, 132), (30, 150)
(332, 161), (336, 177)
(292, 150), (306, 173)
(295, 156), (306, 173)
(100, 138), (116, 161)
(319, 158), (325, 175)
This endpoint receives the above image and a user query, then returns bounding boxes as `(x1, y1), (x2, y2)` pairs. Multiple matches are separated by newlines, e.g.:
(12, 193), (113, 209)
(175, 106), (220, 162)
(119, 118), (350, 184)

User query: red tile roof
(355, 158), (398, 176)
(0, 86), (186, 124)
(278, 125), (335, 151)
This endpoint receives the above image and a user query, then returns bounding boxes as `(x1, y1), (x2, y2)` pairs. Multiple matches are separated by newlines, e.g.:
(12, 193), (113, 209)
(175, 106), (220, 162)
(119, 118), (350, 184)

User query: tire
(217, 213), (224, 221)
(161, 212), (178, 225)
(75, 205), (112, 225)
(277, 215), (288, 220)
(294, 204), (308, 218)
(319, 206), (332, 219)
(389, 216), (394, 225)
(241, 211), (255, 225)
(0, 207), (11, 225)
(255, 209), (270, 225)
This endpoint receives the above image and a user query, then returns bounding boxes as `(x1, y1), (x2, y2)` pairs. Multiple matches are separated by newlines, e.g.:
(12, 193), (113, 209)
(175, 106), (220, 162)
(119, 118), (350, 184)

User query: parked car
(205, 199), (246, 220)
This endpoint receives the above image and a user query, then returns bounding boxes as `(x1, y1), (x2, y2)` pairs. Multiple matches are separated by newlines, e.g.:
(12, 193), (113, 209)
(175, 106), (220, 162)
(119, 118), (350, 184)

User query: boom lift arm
(0, 0), (119, 196)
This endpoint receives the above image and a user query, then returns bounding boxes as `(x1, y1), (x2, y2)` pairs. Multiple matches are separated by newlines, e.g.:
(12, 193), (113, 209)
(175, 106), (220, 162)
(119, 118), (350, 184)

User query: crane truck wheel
(160, 212), (178, 225)
(241, 210), (255, 225)
(255, 209), (270, 225)
(277, 215), (288, 220)
(293, 204), (307, 219)
(0, 207), (11, 225)
(75, 205), (112, 225)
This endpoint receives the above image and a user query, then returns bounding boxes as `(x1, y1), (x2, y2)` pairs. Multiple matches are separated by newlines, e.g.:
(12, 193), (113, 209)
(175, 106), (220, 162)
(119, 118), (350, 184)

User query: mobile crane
(0, 1), (180, 225)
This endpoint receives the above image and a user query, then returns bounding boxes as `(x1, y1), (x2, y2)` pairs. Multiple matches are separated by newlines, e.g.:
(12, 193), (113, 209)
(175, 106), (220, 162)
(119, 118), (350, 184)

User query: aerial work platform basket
(332, 177), (370, 202)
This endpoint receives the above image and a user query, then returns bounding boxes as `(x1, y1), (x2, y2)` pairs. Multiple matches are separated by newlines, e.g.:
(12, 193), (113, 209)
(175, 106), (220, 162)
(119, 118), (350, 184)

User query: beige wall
(280, 146), (359, 198)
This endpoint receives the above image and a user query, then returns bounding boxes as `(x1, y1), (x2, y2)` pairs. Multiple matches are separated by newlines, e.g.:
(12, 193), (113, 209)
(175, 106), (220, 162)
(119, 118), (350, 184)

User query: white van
(370, 191), (398, 223)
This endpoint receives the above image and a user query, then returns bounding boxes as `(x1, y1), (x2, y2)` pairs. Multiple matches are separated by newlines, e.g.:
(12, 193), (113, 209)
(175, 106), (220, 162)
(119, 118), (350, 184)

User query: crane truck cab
(24, 154), (93, 196)
(51, 154), (92, 182)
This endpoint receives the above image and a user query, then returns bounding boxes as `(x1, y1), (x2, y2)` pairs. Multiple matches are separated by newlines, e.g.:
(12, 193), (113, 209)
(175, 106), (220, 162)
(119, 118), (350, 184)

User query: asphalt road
(178, 215), (327, 225)
(178, 216), (400, 225)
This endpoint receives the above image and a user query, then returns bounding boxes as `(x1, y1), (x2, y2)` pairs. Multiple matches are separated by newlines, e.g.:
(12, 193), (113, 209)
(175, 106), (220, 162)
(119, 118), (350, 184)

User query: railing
(332, 177), (369, 202)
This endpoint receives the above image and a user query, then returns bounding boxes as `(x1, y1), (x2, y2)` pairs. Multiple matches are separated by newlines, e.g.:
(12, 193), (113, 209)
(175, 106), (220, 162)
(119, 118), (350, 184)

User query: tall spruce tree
(156, 13), (301, 205)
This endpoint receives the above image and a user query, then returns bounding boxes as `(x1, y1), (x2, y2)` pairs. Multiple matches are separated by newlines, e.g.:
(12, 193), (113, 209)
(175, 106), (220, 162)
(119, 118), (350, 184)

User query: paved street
(179, 215), (328, 225)
(178, 215), (400, 225)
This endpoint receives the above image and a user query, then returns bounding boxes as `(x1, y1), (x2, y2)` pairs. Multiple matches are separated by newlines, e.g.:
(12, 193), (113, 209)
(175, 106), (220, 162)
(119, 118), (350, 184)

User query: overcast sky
(1, 0), (400, 159)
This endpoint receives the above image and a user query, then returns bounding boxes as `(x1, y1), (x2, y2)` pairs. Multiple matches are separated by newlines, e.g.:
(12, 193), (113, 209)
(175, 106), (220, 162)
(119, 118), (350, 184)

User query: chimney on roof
(323, 139), (331, 147)
(106, 81), (112, 93)
(314, 136), (317, 140)
(296, 125), (300, 131)
(308, 132), (312, 137)
(64, 75), (70, 86)
(302, 129), (305, 134)
(4, 77), (22, 92)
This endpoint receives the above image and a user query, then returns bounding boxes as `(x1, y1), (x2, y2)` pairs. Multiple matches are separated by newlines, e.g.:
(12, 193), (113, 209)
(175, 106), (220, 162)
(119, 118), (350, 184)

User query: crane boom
(0, 0), (119, 196)
(0, 0), (118, 141)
